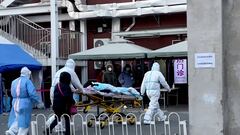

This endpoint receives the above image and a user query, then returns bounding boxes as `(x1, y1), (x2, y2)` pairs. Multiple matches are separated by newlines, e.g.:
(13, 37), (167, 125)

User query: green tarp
(147, 41), (187, 58)
(69, 39), (151, 60)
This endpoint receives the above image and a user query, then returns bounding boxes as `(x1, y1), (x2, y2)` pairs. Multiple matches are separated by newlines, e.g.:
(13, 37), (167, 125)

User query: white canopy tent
(147, 40), (187, 58)
(69, 39), (152, 60)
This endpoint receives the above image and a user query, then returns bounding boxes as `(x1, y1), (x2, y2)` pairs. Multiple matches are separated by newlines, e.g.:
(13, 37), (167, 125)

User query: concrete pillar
(69, 20), (75, 31)
(58, 21), (62, 31)
(80, 20), (88, 84)
(79, 20), (88, 102)
(57, 21), (62, 67)
(188, 1), (224, 135)
(188, 0), (240, 135)
(69, 20), (76, 39)
(222, 1), (240, 134)
(50, 0), (58, 83)
(111, 18), (120, 40)
(111, 18), (125, 69)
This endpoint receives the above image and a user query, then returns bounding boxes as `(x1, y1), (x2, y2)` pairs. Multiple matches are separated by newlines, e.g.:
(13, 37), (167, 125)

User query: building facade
(0, 0), (187, 87)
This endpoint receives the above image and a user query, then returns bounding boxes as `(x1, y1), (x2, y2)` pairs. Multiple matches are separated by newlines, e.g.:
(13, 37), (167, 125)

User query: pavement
(0, 105), (189, 135)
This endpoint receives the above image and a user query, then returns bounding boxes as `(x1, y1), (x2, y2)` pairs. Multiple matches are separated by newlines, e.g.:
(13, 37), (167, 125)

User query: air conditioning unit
(93, 38), (110, 69)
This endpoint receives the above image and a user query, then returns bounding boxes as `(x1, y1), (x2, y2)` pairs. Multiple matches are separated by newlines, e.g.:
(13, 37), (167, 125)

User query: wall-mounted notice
(195, 53), (215, 68)
(174, 59), (187, 84)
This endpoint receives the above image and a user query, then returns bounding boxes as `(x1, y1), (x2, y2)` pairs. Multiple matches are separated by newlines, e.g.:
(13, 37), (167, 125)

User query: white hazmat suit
(50, 59), (83, 104)
(140, 62), (171, 124)
(48, 59), (83, 132)
(6, 67), (44, 135)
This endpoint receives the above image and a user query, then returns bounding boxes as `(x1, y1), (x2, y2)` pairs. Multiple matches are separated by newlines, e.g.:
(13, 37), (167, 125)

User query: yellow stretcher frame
(75, 93), (141, 128)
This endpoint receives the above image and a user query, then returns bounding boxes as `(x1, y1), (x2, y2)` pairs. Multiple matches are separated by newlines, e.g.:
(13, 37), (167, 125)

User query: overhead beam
(63, 0), (186, 19)
(113, 27), (187, 38)
(0, 3), (54, 16)
(25, 14), (75, 22)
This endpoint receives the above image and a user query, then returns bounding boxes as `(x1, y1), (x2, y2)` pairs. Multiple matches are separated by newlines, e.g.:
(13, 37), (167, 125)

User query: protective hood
(105, 61), (113, 69)
(123, 64), (131, 71)
(20, 67), (31, 78)
(151, 62), (160, 71)
(65, 59), (76, 70)
(105, 62), (114, 72)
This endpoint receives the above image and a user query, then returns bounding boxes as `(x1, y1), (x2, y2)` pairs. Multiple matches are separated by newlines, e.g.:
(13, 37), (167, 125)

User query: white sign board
(174, 59), (187, 84)
(195, 53), (215, 68)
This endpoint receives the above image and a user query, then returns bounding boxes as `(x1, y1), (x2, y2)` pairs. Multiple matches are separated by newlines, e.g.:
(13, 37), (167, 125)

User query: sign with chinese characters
(195, 53), (215, 68)
(174, 59), (187, 84)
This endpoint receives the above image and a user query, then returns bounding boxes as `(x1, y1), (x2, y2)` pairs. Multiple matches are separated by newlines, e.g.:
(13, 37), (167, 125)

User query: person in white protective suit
(47, 59), (83, 132)
(6, 67), (44, 135)
(140, 62), (171, 124)
(50, 59), (83, 104)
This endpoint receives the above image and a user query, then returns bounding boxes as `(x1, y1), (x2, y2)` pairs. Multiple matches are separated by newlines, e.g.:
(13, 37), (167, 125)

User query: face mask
(108, 67), (112, 71)
(26, 73), (31, 79)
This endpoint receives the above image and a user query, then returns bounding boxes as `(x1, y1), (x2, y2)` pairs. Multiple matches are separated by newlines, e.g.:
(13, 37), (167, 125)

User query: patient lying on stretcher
(83, 82), (142, 100)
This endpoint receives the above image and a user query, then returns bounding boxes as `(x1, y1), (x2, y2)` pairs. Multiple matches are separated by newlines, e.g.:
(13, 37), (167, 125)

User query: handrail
(58, 28), (82, 58)
(0, 15), (51, 58)
(16, 17), (45, 31)
(0, 15), (82, 59)
(31, 30), (51, 46)
(17, 15), (48, 31)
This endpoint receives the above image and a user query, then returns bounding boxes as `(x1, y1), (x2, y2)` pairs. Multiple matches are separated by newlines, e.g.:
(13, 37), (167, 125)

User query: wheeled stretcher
(76, 82), (142, 128)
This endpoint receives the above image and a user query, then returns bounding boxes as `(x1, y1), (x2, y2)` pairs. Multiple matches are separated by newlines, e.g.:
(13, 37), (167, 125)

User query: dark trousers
(143, 94), (150, 108)
(49, 110), (71, 135)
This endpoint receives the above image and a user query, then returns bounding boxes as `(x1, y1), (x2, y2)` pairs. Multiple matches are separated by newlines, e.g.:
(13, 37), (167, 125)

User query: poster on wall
(174, 59), (187, 84)
(195, 53), (215, 68)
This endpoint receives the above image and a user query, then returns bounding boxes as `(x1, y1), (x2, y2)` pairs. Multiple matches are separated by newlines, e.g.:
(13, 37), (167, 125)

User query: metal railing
(0, 15), (82, 59)
(31, 112), (188, 135)
(0, 15), (50, 58)
(58, 29), (82, 59)
(36, 28), (82, 59)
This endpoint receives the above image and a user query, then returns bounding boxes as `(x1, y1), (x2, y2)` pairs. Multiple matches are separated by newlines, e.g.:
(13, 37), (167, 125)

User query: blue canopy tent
(0, 76), (2, 114)
(0, 44), (42, 72)
(0, 44), (42, 114)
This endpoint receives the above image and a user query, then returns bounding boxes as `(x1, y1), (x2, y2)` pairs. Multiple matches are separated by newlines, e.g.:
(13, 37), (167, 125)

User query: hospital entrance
(86, 58), (188, 112)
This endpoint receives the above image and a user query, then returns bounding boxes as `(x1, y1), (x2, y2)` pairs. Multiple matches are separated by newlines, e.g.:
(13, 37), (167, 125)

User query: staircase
(0, 15), (51, 59)
(0, 0), (82, 66)
(0, 15), (82, 66)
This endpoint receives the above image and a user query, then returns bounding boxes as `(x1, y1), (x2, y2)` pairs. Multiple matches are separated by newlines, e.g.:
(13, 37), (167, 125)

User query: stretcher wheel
(100, 121), (105, 129)
(116, 117), (122, 123)
(127, 116), (136, 125)
(127, 118), (136, 125)
(133, 101), (141, 108)
(83, 108), (88, 113)
(87, 120), (93, 127)
(83, 106), (91, 113)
